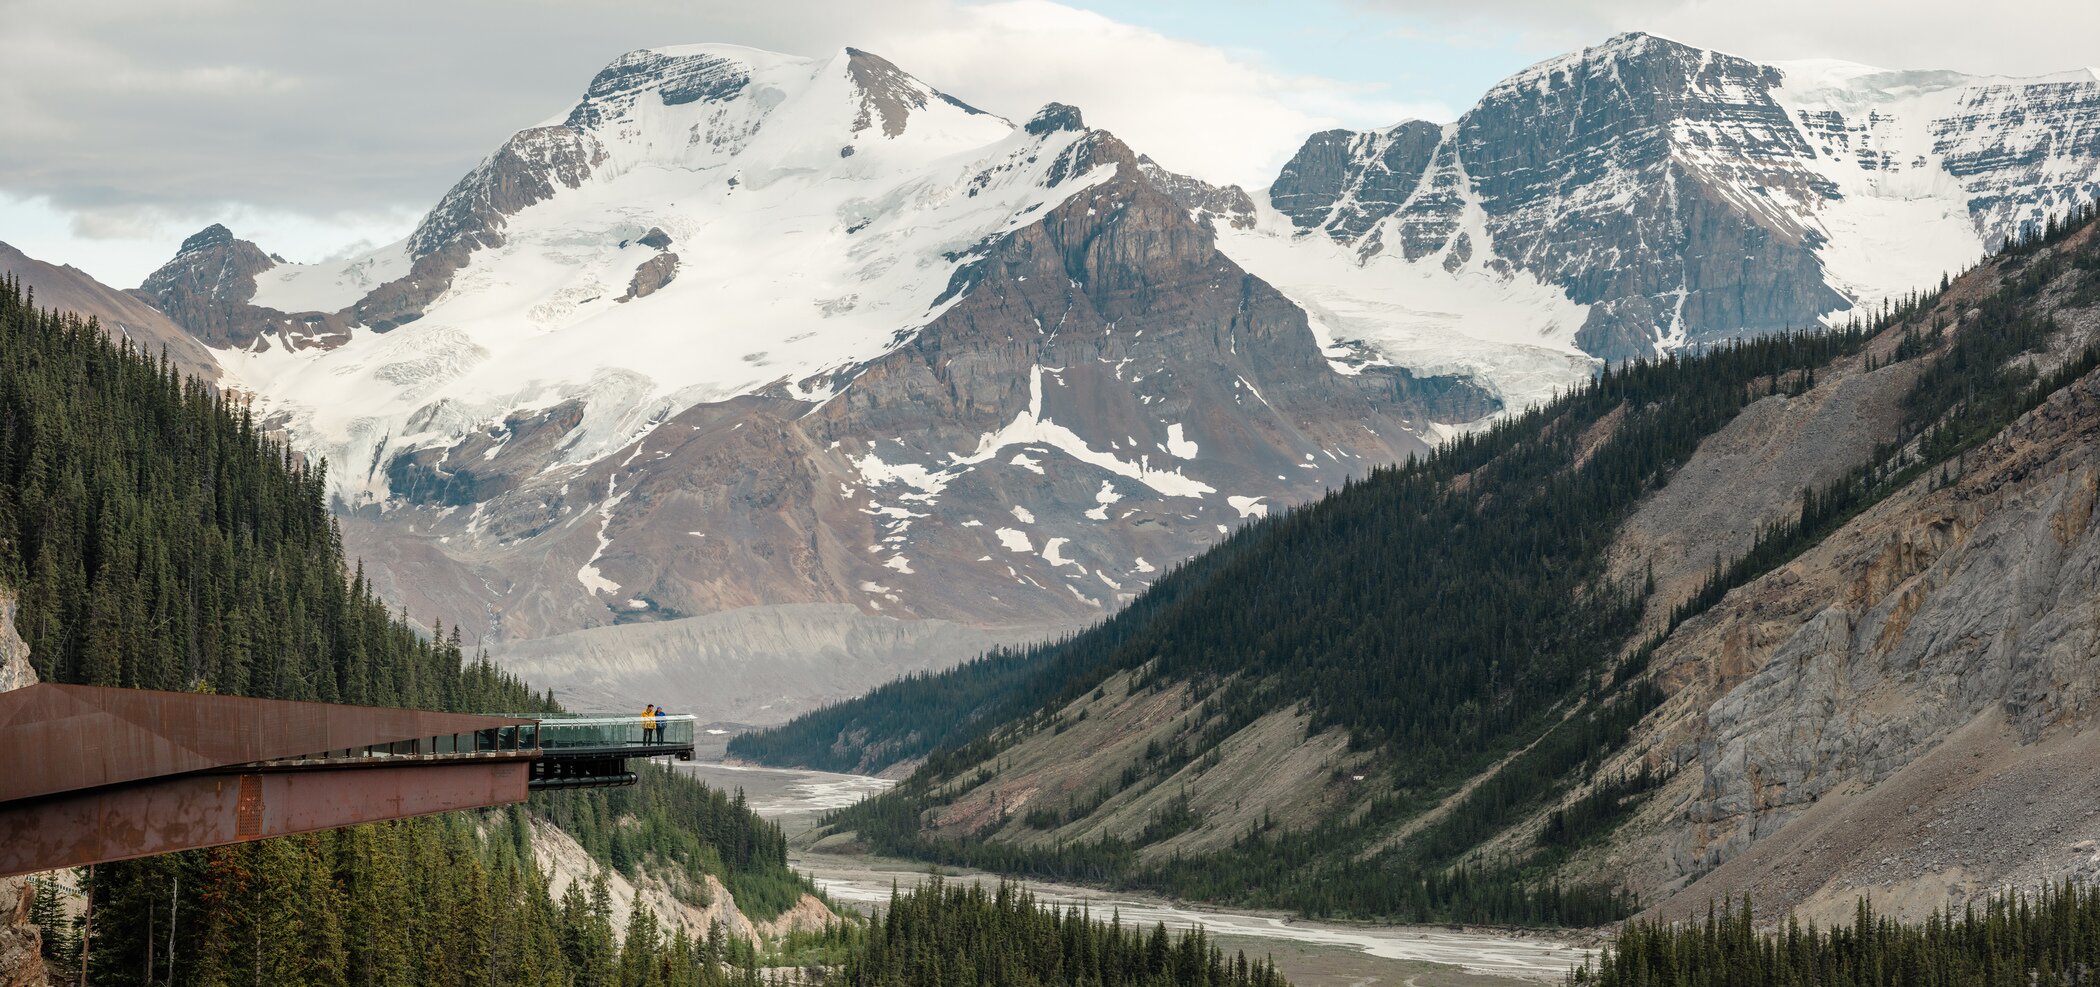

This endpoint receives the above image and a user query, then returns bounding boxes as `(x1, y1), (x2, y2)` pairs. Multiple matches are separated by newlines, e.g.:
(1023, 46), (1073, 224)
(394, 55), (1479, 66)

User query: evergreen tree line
(0, 278), (809, 984)
(1575, 884), (2100, 987)
(27, 806), (794, 987)
(824, 879), (1287, 987)
(0, 276), (546, 707)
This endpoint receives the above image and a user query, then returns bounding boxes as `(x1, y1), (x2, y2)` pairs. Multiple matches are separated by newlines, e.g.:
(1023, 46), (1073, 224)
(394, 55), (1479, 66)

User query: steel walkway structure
(0, 684), (694, 877)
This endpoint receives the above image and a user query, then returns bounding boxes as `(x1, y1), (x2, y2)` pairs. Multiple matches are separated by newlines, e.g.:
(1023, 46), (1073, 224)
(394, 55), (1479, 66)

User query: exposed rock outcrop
(526, 819), (837, 945)
(134, 224), (360, 349)
(1137, 156), (1255, 231)
(619, 252), (679, 302)
(0, 590), (53, 987)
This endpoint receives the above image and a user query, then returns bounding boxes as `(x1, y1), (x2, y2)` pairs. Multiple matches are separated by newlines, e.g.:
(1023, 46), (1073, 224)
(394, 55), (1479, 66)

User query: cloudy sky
(2, 0), (2094, 286)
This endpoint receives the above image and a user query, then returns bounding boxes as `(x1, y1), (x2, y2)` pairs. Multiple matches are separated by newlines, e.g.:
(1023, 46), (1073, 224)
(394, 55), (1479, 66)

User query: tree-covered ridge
(1577, 885), (2100, 987)
(531, 765), (805, 921)
(823, 879), (1287, 987)
(0, 275), (542, 708)
(751, 326), (1874, 929)
(737, 325), (1868, 778)
(0, 277), (814, 984)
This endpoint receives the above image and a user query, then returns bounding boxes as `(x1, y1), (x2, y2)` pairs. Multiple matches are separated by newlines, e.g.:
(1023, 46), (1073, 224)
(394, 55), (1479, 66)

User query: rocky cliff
(1570, 223), (2100, 923)
(0, 591), (54, 987)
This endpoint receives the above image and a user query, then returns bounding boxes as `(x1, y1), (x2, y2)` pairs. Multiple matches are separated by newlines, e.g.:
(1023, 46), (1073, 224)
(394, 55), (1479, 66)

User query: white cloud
(853, 1), (1441, 188)
(0, 0), (1417, 284)
(0, 193), (421, 287)
(13, 0), (2087, 288)
(1356, 0), (2100, 79)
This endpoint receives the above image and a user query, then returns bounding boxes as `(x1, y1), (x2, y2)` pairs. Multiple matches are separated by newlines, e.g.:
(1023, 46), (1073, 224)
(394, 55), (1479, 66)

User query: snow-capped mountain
(1242, 32), (2100, 362)
(136, 45), (1489, 720)
(130, 35), (2099, 721)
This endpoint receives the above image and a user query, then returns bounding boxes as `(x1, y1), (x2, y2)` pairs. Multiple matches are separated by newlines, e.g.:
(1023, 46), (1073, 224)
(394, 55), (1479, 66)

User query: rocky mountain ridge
(1238, 32), (2100, 364)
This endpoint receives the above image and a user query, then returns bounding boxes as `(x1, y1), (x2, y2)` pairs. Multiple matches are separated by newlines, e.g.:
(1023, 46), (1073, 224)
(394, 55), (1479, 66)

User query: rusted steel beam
(0, 684), (536, 803)
(0, 760), (532, 877)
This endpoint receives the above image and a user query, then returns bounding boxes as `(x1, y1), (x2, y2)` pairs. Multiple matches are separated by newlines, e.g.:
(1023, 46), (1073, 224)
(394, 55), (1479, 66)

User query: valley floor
(674, 744), (1592, 986)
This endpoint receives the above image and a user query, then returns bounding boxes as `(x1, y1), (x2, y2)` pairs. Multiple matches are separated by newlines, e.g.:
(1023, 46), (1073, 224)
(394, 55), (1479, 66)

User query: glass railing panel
(656, 716), (694, 746)
(533, 714), (698, 749)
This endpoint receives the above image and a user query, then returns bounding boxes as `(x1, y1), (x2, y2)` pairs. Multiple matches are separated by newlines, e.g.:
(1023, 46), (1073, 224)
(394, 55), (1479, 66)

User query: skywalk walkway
(0, 684), (694, 877)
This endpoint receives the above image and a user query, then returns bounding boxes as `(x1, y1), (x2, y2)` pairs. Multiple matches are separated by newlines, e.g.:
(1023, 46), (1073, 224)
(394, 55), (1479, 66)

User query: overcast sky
(2, 0), (2094, 286)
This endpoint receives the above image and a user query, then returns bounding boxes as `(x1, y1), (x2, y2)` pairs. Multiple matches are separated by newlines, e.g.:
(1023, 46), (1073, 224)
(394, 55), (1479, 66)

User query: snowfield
(219, 45), (1115, 506)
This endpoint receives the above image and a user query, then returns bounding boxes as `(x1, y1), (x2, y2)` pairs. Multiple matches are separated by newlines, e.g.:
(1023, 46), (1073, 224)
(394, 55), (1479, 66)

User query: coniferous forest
(1575, 885), (2100, 987)
(0, 275), (803, 983)
(825, 880), (1287, 987)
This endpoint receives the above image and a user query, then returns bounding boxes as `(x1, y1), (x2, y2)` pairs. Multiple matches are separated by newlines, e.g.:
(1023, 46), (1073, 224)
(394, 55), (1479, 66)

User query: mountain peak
(565, 46), (762, 130)
(178, 223), (238, 255)
(838, 45), (988, 136)
(1024, 102), (1085, 136)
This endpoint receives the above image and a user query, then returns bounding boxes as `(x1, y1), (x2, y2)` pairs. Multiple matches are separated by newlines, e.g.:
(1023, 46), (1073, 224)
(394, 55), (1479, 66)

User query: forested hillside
(745, 203), (2100, 928)
(0, 275), (804, 985)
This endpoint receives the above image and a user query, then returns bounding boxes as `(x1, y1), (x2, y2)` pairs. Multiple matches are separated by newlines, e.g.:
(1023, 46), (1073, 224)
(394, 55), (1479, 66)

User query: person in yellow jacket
(641, 704), (657, 745)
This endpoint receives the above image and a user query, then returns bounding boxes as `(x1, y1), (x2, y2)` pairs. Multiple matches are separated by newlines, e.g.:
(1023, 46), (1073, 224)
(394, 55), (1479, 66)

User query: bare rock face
(1270, 121), (1443, 243)
(1137, 155), (1255, 231)
(136, 224), (338, 349)
(619, 252), (679, 302)
(0, 591), (52, 987)
(1, 591), (34, 693)
(0, 876), (43, 987)
(1569, 228), (2100, 921)
(134, 224), (363, 350)
(1273, 35), (1844, 361)
(406, 127), (607, 261)
(1462, 35), (1843, 360)
(1666, 375), (2100, 879)
(842, 47), (990, 136)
